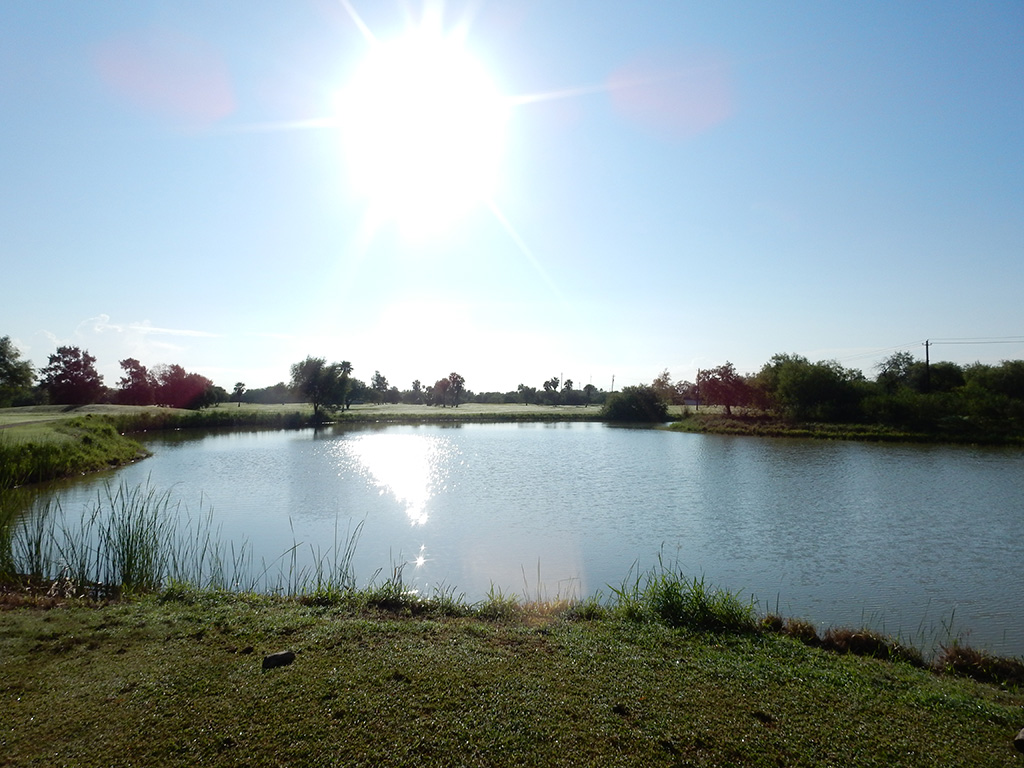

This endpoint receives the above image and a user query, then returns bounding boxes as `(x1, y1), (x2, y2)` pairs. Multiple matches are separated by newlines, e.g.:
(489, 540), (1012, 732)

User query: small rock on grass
(262, 650), (296, 671)
(1014, 727), (1024, 753)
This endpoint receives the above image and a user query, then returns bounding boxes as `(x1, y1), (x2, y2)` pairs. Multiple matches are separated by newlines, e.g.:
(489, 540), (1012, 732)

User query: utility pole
(923, 339), (931, 393)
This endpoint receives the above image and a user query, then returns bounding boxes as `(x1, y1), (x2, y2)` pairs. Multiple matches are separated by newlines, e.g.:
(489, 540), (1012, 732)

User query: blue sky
(2, 1), (1022, 394)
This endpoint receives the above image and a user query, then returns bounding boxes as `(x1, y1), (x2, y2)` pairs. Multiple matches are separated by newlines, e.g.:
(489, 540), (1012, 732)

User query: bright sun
(337, 29), (509, 237)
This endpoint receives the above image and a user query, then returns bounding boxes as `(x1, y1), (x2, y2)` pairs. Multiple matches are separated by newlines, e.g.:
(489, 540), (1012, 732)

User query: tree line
(0, 336), (607, 414)
(653, 352), (1024, 437)
(0, 339), (221, 410)
(3, 335), (1022, 436)
(0, 339), (481, 416)
(255, 365), (612, 411)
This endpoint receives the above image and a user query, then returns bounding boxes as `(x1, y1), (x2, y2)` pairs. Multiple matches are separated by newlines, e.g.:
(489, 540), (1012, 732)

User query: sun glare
(337, 29), (509, 237)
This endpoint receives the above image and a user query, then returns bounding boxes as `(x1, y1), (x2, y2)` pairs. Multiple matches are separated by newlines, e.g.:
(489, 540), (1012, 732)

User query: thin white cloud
(245, 331), (296, 340)
(28, 314), (224, 379)
(76, 314), (220, 339)
(129, 323), (220, 338)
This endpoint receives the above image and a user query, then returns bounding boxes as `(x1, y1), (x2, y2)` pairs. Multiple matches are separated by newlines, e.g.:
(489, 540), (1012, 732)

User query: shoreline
(667, 411), (1024, 446)
(5, 402), (1022, 489)
(1, 586), (1022, 766)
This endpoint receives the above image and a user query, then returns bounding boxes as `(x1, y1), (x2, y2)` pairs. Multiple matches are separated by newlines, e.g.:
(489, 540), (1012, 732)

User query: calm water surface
(38, 422), (1024, 657)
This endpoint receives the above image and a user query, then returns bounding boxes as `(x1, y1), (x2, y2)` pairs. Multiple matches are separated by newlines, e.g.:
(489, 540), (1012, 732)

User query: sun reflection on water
(342, 432), (457, 526)
(413, 544), (427, 568)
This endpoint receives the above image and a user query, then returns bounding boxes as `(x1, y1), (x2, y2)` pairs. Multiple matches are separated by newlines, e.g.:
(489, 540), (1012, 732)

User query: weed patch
(934, 643), (1024, 688)
(611, 555), (757, 633)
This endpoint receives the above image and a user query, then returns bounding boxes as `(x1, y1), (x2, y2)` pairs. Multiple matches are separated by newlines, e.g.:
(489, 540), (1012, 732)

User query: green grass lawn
(1, 593), (1021, 767)
(0, 405), (185, 443)
(0, 402), (604, 428)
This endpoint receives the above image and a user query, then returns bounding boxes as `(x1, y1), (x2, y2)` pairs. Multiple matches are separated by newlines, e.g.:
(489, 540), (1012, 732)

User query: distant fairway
(0, 402), (618, 441)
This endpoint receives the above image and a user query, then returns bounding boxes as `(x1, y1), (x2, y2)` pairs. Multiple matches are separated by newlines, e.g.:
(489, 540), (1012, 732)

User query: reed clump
(610, 555), (757, 633)
(934, 643), (1024, 688)
(821, 626), (926, 667)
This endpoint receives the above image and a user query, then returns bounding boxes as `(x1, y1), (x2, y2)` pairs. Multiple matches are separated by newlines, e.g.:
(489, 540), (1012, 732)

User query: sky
(2, 1), (1022, 394)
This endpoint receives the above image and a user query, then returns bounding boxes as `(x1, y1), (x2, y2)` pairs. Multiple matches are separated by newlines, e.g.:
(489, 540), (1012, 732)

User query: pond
(29, 422), (1024, 657)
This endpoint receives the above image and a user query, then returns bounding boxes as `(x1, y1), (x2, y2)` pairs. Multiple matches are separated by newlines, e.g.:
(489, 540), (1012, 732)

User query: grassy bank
(0, 416), (149, 488)
(667, 411), (1024, 445)
(2, 588), (1022, 767)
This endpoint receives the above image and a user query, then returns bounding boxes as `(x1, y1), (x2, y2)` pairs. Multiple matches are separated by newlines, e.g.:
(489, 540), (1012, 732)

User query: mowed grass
(1, 593), (1022, 768)
(0, 402), (604, 473)
(0, 402), (603, 432)
(0, 404), (189, 425)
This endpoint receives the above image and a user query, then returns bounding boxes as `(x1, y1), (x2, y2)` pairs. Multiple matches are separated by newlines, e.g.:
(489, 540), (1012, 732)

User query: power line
(930, 336), (1024, 345)
(836, 341), (926, 365)
(831, 335), (1024, 368)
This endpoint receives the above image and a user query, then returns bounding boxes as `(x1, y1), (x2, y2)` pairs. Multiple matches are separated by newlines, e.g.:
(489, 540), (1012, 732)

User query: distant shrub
(602, 385), (668, 422)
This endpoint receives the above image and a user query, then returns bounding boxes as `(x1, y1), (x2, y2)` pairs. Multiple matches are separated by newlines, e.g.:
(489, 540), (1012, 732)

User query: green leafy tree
(371, 371), (389, 403)
(957, 361), (1024, 432)
(652, 369), (675, 404)
(927, 361), (965, 394)
(448, 372), (466, 407)
(966, 360), (1024, 401)
(875, 351), (917, 394)
(543, 377), (560, 405)
(116, 358), (155, 405)
(290, 357), (347, 420)
(866, 354), (966, 429)
(344, 378), (370, 409)
(244, 382), (297, 404)
(409, 379), (424, 404)
(39, 346), (104, 405)
(754, 354), (865, 422)
(432, 377), (451, 407)
(697, 362), (751, 416)
(602, 384), (668, 422)
(561, 379), (586, 406)
(675, 380), (697, 405)
(232, 382), (246, 407)
(517, 383), (539, 405)
(337, 361), (353, 408)
(153, 364), (217, 409)
(0, 336), (35, 406)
